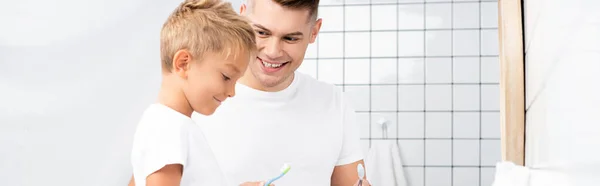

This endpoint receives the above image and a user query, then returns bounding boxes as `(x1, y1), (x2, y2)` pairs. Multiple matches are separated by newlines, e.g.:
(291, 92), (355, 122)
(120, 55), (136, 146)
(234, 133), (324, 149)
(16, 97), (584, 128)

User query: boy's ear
(172, 50), (191, 79)
(240, 4), (246, 15)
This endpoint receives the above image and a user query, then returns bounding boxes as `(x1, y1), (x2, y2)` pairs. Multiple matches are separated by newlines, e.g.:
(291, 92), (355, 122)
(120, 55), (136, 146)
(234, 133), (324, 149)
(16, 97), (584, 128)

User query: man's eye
(284, 36), (298, 41)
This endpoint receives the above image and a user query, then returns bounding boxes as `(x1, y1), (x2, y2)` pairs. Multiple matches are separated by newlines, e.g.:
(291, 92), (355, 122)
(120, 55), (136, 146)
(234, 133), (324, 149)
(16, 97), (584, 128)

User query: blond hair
(161, 0), (257, 72)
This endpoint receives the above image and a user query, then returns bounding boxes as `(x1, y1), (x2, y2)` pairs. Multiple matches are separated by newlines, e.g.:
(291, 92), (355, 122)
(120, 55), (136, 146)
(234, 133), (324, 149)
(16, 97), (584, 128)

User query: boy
(129, 0), (261, 185)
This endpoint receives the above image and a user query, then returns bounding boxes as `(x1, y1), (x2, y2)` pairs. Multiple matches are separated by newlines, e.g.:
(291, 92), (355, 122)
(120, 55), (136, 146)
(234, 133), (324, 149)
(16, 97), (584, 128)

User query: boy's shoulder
(134, 104), (193, 136)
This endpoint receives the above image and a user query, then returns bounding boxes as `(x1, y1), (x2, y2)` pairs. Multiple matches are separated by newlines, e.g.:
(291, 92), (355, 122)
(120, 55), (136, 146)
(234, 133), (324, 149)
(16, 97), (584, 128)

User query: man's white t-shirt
(192, 72), (363, 185)
(131, 104), (228, 186)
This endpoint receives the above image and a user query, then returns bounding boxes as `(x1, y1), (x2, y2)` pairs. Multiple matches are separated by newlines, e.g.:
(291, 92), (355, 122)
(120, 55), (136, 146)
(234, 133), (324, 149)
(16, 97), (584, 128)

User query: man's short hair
(247, 0), (320, 21)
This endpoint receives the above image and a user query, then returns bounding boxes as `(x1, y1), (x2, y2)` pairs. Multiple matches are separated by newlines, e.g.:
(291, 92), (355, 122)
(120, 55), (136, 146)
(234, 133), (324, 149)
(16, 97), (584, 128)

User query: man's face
(241, 0), (321, 90)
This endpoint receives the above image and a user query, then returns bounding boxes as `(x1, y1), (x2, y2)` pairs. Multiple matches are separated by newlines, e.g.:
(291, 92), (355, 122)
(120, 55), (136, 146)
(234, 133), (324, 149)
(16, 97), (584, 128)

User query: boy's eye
(256, 30), (268, 36)
(222, 74), (231, 81)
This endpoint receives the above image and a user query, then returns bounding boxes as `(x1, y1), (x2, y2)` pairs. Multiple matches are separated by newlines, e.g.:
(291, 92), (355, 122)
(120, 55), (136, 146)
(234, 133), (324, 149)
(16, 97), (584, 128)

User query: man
(192, 0), (370, 185)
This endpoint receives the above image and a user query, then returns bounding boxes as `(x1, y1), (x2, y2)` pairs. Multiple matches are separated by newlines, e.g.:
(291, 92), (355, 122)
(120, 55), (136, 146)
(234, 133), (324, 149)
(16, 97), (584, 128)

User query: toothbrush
(264, 163), (291, 186)
(357, 163), (365, 186)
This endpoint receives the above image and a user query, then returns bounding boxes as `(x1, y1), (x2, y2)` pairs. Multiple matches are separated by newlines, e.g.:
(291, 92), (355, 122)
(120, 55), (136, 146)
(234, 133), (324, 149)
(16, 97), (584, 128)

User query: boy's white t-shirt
(131, 103), (228, 186)
(192, 72), (363, 186)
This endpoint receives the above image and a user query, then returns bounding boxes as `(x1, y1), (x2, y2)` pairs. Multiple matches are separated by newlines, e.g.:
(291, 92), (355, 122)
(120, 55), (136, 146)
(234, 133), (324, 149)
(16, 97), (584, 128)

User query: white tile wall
(453, 168), (480, 186)
(426, 31), (452, 56)
(453, 3), (480, 29)
(372, 32), (398, 57)
(398, 112), (425, 138)
(453, 57), (479, 83)
(426, 3), (452, 29)
(425, 57), (452, 83)
(453, 140), (480, 165)
(371, 58), (397, 84)
(344, 59), (370, 84)
(398, 85), (425, 111)
(345, 32), (371, 57)
(398, 4), (424, 30)
(398, 31), (425, 56)
(453, 30), (480, 56)
(426, 140), (452, 165)
(453, 112), (480, 138)
(294, 1), (501, 185)
(426, 112), (452, 138)
(454, 85), (480, 110)
(426, 167), (452, 186)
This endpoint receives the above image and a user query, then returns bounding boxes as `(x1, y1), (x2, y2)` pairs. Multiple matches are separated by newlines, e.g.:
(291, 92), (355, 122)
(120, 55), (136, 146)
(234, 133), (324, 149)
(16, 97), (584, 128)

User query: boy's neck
(157, 76), (193, 117)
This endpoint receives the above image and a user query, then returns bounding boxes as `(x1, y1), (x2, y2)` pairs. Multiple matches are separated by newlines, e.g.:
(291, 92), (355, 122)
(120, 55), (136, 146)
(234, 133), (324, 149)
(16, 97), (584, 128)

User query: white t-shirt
(131, 104), (229, 186)
(192, 72), (363, 186)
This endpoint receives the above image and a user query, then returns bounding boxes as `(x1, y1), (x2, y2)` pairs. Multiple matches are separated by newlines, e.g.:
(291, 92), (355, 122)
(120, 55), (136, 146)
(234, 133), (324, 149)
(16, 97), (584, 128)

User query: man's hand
(239, 181), (273, 186)
(352, 179), (371, 186)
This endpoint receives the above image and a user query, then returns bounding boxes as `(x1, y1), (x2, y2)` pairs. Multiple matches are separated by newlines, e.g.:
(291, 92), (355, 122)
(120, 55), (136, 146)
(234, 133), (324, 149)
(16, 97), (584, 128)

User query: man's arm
(331, 93), (369, 186)
(331, 160), (365, 186)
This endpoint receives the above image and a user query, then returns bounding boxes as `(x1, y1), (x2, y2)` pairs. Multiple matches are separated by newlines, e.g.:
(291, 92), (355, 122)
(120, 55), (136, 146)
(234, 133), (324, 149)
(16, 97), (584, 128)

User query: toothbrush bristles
(281, 163), (291, 174)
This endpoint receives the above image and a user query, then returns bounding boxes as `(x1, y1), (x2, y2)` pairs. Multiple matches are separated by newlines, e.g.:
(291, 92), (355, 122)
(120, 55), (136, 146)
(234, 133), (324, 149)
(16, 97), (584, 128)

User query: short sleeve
(335, 93), (364, 166)
(131, 120), (189, 184)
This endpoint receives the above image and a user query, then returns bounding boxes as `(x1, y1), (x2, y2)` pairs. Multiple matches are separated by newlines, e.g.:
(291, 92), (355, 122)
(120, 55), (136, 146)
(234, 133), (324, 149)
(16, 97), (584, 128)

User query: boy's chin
(195, 106), (217, 116)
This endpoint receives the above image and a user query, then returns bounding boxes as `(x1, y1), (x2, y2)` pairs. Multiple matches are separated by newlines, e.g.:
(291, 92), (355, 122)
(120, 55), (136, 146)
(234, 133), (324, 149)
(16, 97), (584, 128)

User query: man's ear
(310, 18), (322, 43)
(172, 50), (191, 79)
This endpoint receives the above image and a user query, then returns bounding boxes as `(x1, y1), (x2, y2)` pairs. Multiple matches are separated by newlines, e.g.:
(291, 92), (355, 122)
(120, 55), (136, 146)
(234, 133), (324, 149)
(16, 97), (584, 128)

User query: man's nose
(263, 38), (284, 59)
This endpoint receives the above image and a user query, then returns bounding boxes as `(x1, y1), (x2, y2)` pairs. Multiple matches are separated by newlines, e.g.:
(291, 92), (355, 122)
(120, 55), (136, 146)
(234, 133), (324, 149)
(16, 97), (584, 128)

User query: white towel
(491, 161), (531, 186)
(364, 140), (408, 186)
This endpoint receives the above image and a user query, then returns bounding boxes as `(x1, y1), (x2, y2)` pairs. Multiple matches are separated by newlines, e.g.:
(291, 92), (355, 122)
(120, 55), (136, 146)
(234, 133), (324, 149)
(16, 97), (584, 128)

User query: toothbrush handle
(264, 173), (284, 186)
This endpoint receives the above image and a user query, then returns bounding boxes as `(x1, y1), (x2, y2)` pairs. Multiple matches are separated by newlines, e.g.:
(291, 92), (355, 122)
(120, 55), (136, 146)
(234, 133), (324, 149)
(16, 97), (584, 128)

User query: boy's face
(180, 51), (249, 115)
(241, 0), (321, 90)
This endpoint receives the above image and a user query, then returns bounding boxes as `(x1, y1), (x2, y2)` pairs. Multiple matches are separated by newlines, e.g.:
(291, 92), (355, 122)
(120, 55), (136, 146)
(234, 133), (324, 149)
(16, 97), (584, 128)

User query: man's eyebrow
(253, 24), (304, 36)
(286, 32), (303, 36)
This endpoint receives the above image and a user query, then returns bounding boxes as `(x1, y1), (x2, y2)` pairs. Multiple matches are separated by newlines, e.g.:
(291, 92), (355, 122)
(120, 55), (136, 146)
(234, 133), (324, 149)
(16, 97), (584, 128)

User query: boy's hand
(239, 181), (273, 186)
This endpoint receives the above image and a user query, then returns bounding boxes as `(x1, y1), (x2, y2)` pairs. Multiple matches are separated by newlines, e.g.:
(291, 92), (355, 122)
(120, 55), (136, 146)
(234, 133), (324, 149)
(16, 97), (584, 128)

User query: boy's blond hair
(161, 0), (257, 72)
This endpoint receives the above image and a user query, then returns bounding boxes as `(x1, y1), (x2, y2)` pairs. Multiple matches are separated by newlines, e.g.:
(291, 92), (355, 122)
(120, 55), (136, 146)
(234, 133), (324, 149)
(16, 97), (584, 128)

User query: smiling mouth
(213, 97), (222, 103)
(258, 57), (289, 69)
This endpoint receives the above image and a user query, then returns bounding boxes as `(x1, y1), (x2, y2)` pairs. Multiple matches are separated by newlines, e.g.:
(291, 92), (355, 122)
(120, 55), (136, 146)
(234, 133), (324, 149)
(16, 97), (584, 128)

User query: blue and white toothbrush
(264, 163), (291, 186)
(357, 163), (365, 186)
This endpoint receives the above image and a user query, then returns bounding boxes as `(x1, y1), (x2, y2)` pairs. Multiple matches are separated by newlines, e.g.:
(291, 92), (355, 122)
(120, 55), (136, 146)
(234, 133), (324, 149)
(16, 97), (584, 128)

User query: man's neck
(239, 72), (295, 92)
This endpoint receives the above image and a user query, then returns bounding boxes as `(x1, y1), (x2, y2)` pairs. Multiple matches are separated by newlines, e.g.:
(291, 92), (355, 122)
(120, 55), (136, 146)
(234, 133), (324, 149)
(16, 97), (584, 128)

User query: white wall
(0, 0), (183, 185)
(524, 0), (600, 185)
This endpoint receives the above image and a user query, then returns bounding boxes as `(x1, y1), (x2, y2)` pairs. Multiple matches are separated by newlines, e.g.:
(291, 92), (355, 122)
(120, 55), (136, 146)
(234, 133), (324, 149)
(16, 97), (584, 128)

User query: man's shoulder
(295, 72), (346, 107)
(296, 72), (343, 95)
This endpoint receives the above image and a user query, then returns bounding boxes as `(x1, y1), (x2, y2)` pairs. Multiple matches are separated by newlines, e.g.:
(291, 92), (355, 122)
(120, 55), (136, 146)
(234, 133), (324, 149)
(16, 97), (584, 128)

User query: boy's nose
(226, 86), (236, 98)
